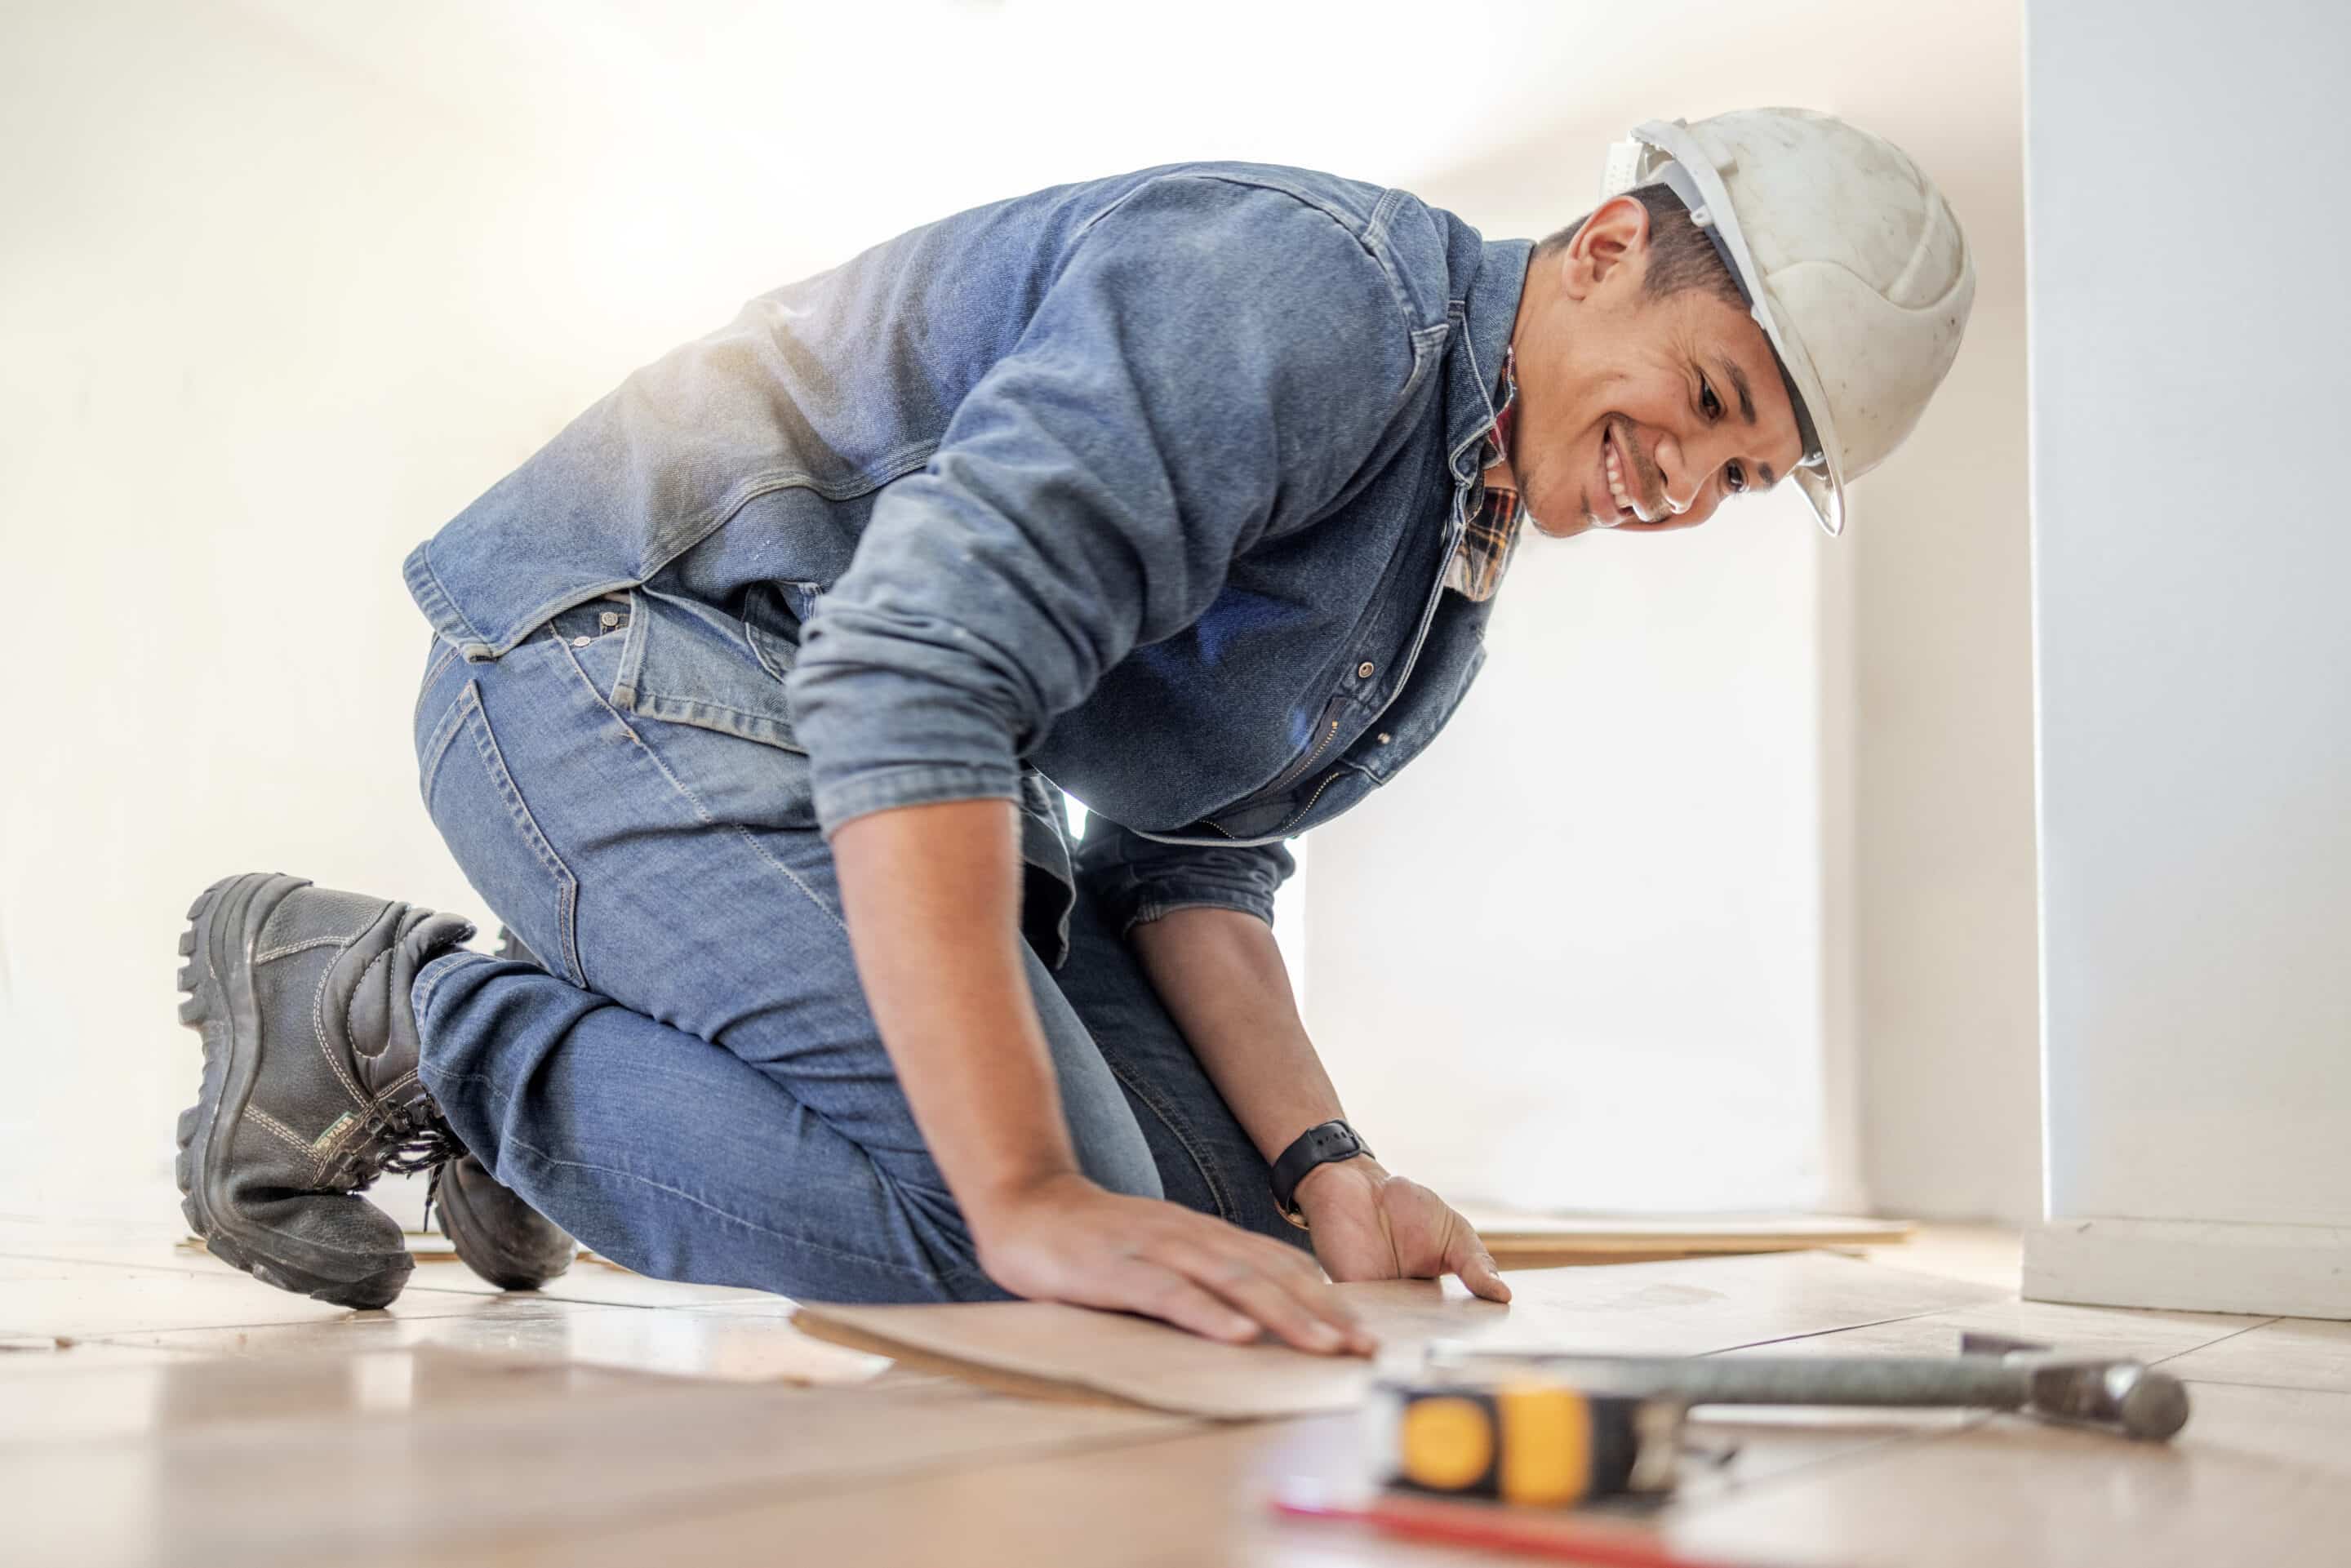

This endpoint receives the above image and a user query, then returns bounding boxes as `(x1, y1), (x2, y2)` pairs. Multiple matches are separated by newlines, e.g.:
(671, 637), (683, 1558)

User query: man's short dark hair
(1535, 184), (1745, 310)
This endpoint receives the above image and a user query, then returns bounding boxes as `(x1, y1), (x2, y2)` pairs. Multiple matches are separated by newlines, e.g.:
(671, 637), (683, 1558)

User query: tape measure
(1373, 1379), (1686, 1506)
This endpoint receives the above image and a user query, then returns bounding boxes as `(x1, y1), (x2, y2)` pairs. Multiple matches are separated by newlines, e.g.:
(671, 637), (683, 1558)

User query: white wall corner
(2024, 1218), (2351, 1320)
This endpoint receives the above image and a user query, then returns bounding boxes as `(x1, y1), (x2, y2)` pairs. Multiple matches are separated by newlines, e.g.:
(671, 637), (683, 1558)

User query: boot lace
(344, 1097), (464, 1201)
(379, 1098), (464, 1175)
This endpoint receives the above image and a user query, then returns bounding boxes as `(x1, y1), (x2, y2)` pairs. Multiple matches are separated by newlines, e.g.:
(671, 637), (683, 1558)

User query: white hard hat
(1599, 109), (1975, 535)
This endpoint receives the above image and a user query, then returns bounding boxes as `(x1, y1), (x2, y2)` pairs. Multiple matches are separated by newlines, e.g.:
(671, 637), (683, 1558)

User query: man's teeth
(1604, 433), (1636, 516)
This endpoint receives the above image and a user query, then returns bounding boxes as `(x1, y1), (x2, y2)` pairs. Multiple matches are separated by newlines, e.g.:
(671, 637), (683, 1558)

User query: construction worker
(171, 109), (1972, 1350)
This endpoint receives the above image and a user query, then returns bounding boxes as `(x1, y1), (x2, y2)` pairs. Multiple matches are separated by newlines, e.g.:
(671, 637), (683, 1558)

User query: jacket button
(1377, 732), (1392, 744)
(1356, 661), (1376, 679)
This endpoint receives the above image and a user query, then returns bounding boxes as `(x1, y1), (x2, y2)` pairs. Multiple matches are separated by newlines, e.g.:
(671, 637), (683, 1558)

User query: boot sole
(176, 873), (414, 1311)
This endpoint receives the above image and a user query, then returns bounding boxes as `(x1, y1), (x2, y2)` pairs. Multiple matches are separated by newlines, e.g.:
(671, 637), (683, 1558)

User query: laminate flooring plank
(89, 1296), (894, 1384)
(1660, 1383), (2351, 1568)
(357, 1411), (1491, 1568)
(411, 1393), (1986, 1568)
(2162, 1317), (2351, 1393)
(0, 1347), (1195, 1568)
(795, 1250), (2007, 1419)
(1717, 1295), (2264, 1362)
(327, 1379), (2351, 1568)
(0, 1264), (505, 1335)
(1463, 1211), (1913, 1265)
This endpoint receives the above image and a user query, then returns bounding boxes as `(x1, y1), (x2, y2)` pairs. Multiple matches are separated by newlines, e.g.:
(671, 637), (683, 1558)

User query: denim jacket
(402, 162), (1531, 964)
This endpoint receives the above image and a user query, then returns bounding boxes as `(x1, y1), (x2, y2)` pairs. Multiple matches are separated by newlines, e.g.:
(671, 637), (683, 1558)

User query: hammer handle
(1470, 1354), (2033, 1410)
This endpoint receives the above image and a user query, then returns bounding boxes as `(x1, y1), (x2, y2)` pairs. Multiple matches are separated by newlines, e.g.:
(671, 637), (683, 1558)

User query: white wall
(2024, 0), (2351, 1314)
(2, 0), (1486, 1221)
(1303, 8), (2037, 1218)
(1848, 63), (2042, 1224)
(1304, 492), (1833, 1212)
(0, 1), (2039, 1230)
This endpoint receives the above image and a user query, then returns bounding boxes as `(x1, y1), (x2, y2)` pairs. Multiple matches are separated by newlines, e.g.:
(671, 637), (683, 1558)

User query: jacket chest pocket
(1352, 633), (1486, 786)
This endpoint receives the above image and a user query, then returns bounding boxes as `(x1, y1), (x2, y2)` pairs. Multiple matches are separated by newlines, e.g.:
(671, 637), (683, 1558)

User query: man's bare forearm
(829, 798), (1078, 1218)
(1128, 905), (1345, 1163)
(826, 806), (1376, 1348)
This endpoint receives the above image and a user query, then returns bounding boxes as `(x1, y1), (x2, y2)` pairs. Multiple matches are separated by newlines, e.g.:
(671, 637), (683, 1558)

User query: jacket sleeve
(1071, 813), (1296, 937)
(783, 175), (1415, 837)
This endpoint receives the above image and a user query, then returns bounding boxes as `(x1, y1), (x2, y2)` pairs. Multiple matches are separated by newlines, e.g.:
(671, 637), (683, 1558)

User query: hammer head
(1959, 1331), (2192, 1441)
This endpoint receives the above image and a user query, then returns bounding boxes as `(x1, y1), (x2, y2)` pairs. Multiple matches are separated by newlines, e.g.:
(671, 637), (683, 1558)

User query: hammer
(1422, 1331), (2192, 1441)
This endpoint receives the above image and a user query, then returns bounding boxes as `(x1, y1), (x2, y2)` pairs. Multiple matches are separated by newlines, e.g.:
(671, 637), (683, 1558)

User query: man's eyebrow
(1716, 356), (1757, 425)
(1759, 463), (1776, 486)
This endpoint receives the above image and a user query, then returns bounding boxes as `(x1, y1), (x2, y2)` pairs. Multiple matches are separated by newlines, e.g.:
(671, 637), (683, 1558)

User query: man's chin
(1527, 506), (1592, 541)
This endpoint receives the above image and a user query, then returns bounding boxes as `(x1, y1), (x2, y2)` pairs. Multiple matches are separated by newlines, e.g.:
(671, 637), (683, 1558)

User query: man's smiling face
(1507, 194), (1805, 540)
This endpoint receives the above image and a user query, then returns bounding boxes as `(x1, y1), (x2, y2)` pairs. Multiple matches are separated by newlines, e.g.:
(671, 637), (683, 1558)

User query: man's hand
(973, 1172), (1379, 1354)
(1293, 1158), (1511, 1303)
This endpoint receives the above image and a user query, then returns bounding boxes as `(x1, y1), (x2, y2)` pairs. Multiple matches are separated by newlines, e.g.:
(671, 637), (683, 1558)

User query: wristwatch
(1270, 1119), (1373, 1228)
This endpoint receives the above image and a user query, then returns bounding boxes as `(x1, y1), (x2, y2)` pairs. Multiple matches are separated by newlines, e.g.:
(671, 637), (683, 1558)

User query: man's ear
(1562, 194), (1654, 303)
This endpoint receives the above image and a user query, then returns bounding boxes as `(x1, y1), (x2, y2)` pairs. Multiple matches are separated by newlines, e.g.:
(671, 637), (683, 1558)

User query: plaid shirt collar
(1444, 345), (1525, 602)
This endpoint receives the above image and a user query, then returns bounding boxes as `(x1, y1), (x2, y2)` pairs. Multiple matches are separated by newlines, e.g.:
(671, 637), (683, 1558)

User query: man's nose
(1656, 433), (1732, 521)
(1648, 439), (1720, 529)
(1658, 452), (1700, 517)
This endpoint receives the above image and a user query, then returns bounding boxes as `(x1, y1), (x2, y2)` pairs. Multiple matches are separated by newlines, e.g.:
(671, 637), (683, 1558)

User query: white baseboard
(2024, 1216), (2351, 1319)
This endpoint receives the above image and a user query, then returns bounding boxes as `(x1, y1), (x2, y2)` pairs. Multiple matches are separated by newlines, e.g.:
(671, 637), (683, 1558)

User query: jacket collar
(1442, 237), (1535, 486)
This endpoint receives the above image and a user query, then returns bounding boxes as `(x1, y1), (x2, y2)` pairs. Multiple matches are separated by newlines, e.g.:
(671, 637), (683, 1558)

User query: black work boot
(174, 873), (475, 1309)
(413, 926), (577, 1291)
(430, 1153), (576, 1290)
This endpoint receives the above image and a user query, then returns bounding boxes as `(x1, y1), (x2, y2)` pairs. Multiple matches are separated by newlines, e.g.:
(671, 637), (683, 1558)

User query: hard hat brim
(1608, 121), (1851, 537)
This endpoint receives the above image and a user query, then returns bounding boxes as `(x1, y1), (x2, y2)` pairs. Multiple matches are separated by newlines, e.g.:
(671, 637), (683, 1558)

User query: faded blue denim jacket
(403, 162), (1532, 965)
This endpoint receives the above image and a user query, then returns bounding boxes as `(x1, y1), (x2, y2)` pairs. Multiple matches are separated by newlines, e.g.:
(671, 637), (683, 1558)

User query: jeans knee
(411, 951), (495, 1070)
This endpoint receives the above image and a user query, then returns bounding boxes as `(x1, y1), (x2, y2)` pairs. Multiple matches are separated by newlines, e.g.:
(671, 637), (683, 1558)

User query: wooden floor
(3, 1216), (2346, 1566)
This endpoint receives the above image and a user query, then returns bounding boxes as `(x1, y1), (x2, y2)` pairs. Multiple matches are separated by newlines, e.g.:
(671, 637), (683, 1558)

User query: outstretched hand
(1295, 1158), (1511, 1302)
(974, 1172), (1380, 1353)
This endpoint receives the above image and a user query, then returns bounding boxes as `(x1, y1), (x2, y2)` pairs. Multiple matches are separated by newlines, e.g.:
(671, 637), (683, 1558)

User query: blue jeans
(407, 600), (1303, 1302)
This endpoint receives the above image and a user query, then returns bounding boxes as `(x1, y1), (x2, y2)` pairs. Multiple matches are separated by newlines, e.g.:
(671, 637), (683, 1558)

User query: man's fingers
(1458, 1245), (1512, 1303)
(1442, 1210), (1513, 1304)
(1260, 1250), (1380, 1356)
(1103, 1259), (1259, 1344)
(1153, 1238), (1367, 1355)
(1204, 1225), (1376, 1346)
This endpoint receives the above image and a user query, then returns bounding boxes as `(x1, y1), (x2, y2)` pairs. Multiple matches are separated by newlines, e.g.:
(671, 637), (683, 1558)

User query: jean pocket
(416, 678), (585, 987)
(614, 587), (807, 754)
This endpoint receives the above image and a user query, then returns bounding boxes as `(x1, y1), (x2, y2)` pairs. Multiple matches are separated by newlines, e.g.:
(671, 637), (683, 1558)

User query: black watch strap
(1269, 1119), (1372, 1225)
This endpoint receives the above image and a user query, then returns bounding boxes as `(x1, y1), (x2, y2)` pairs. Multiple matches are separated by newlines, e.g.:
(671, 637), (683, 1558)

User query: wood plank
(1661, 1384), (2351, 1568)
(380, 1409), (1500, 1568)
(794, 1250), (2004, 1419)
(421, 1388), (1962, 1568)
(89, 1297), (895, 1385)
(0, 1347), (1196, 1566)
(369, 1361), (2351, 1568)
(1718, 1295), (2264, 1363)
(1464, 1210), (1912, 1264)
(2163, 1316), (2351, 1393)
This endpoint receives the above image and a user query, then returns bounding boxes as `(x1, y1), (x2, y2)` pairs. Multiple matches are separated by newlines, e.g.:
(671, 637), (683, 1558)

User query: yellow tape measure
(1378, 1380), (1683, 1505)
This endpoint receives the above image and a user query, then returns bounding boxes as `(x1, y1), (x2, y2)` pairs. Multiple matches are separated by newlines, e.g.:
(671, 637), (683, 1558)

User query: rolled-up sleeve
(1072, 815), (1295, 936)
(783, 176), (1413, 838)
